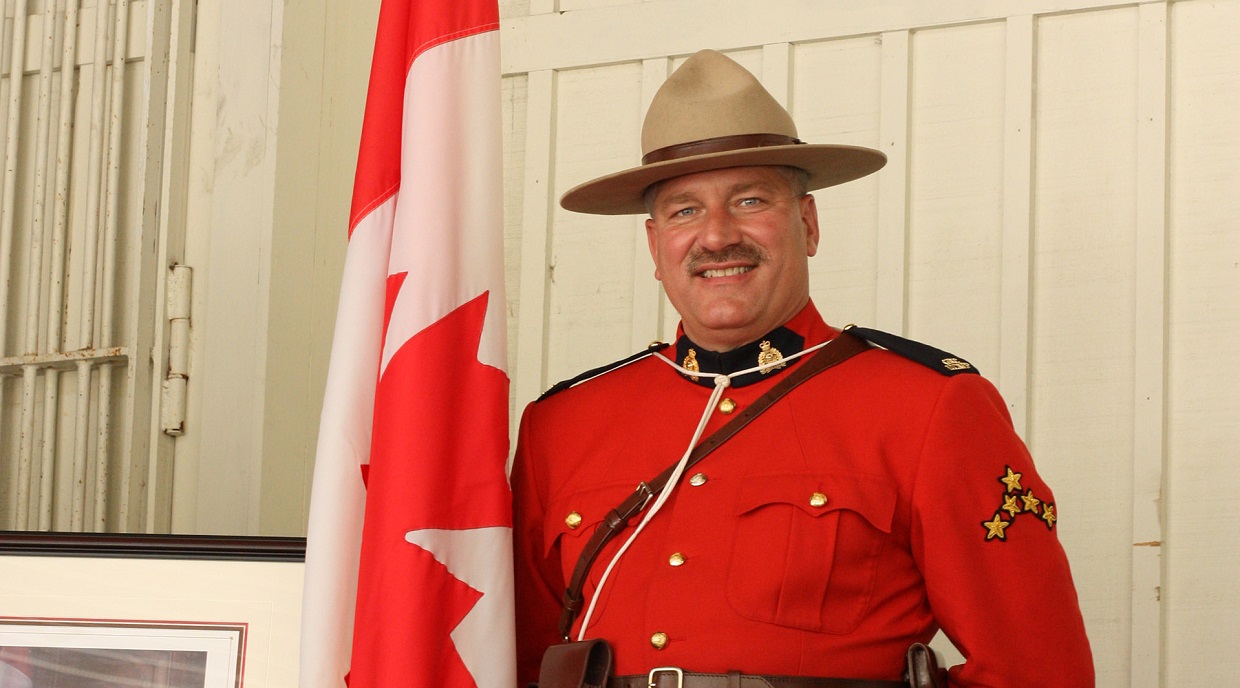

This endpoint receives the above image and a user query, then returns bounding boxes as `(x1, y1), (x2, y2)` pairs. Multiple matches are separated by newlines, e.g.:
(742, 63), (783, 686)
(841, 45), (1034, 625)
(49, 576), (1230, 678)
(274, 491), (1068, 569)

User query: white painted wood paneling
(1131, 4), (1169, 685)
(503, 72), (530, 425)
(513, 68), (555, 408)
(495, 2), (1238, 685)
(1030, 9), (1140, 686)
(999, 15), (1035, 434)
(792, 38), (884, 330)
(545, 62), (645, 383)
(906, 21), (1006, 376)
(73, 0), (1231, 682)
(1165, 0), (1240, 684)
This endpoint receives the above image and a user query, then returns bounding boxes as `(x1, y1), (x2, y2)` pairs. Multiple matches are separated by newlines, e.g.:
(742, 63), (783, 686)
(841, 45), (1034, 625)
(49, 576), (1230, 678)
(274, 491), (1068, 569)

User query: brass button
(809, 492), (828, 508)
(689, 473), (707, 487)
(650, 632), (668, 650)
(718, 398), (736, 414)
(565, 511), (583, 529)
(668, 552), (685, 567)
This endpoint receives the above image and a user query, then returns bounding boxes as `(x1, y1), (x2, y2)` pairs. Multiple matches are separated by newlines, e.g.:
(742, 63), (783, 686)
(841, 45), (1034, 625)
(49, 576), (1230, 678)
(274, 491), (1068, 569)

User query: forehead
(650, 165), (793, 204)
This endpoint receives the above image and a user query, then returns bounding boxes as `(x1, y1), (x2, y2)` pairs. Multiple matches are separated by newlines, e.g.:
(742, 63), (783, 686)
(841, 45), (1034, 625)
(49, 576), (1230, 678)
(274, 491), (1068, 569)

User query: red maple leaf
(348, 289), (510, 687)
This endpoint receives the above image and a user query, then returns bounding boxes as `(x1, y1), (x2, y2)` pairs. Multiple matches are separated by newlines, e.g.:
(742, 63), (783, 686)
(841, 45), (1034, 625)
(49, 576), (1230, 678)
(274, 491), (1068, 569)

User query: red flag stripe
(349, 1), (499, 234)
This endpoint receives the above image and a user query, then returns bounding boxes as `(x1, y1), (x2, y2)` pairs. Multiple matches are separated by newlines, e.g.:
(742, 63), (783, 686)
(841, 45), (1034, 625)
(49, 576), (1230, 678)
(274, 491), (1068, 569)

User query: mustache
(685, 244), (768, 274)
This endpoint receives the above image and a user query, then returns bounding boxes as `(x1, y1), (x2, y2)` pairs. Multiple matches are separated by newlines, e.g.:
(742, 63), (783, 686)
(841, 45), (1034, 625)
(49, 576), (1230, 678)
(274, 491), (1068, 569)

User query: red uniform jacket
(512, 302), (1093, 687)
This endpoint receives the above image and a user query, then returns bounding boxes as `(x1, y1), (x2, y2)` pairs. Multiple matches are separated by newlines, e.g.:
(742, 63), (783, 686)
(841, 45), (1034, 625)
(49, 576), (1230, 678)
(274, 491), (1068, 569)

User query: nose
(697, 208), (742, 251)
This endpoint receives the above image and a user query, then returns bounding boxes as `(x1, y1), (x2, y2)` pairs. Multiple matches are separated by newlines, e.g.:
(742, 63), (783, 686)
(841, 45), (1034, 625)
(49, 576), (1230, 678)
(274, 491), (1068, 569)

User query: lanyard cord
(574, 339), (828, 640)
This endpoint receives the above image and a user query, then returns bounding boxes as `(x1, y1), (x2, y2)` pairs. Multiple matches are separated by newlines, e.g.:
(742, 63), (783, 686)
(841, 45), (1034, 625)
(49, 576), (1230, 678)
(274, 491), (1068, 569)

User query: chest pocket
(543, 481), (642, 628)
(726, 472), (897, 634)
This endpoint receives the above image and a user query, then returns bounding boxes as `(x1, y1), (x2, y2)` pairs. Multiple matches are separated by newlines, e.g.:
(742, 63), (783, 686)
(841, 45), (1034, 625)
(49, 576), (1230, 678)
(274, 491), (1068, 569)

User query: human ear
(645, 218), (663, 280)
(800, 194), (820, 257)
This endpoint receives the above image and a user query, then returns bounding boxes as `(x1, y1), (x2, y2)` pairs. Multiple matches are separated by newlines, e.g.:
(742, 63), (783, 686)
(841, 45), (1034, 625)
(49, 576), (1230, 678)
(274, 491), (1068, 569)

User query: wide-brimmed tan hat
(560, 49), (887, 216)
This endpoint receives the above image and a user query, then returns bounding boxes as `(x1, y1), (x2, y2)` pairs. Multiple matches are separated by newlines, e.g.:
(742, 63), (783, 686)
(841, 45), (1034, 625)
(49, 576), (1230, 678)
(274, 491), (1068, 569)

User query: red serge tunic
(512, 302), (1094, 687)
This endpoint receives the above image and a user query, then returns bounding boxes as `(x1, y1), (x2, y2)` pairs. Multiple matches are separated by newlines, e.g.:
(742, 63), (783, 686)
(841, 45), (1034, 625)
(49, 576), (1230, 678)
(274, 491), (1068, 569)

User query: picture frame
(0, 533), (306, 688)
(0, 618), (245, 688)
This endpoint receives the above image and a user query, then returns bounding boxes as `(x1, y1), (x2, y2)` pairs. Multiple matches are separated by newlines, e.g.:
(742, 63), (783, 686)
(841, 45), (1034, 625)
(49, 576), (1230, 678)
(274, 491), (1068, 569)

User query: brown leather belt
(610, 670), (906, 688)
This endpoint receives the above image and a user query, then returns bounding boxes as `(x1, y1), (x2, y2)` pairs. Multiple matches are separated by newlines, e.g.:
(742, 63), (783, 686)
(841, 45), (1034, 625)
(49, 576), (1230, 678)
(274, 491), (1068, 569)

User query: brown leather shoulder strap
(557, 330), (871, 639)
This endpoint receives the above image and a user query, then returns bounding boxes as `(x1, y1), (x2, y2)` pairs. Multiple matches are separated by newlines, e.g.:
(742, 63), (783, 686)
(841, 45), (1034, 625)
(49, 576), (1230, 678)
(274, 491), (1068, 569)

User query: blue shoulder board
(847, 326), (979, 376)
(537, 341), (671, 401)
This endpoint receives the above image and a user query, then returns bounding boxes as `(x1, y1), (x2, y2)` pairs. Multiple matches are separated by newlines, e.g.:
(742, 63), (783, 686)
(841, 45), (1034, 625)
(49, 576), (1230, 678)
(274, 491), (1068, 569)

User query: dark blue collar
(673, 326), (805, 388)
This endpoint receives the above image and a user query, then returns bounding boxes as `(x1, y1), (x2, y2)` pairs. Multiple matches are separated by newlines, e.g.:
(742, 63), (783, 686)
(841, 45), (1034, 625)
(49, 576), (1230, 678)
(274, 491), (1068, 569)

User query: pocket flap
(735, 472), (896, 533)
(543, 481), (645, 557)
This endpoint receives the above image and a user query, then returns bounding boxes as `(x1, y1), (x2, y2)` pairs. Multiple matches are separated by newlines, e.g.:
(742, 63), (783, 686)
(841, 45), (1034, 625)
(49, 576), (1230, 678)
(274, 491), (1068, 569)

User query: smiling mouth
(699, 266), (754, 278)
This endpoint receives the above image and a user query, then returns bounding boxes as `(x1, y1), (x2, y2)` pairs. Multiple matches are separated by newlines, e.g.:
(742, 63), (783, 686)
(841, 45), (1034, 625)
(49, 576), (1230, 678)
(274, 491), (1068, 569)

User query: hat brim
(559, 144), (887, 216)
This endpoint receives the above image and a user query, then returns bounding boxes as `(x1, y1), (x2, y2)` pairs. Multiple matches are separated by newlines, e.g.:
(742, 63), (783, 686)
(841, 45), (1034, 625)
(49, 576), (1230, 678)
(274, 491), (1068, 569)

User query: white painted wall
(166, 0), (1237, 684)
(495, 1), (1239, 685)
(173, 0), (379, 535)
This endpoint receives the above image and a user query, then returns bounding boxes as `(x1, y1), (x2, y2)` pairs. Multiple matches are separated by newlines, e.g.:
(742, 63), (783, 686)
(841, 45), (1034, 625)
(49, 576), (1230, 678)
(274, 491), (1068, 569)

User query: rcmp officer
(512, 50), (1094, 688)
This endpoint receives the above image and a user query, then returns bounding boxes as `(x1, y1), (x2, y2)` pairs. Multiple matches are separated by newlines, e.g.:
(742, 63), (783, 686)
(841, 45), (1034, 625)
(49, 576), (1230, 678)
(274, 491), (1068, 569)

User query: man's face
(645, 166), (820, 352)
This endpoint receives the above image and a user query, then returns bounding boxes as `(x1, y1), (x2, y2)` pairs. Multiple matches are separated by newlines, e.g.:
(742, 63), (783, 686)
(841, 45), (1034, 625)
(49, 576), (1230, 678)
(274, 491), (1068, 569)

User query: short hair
(642, 166), (811, 216)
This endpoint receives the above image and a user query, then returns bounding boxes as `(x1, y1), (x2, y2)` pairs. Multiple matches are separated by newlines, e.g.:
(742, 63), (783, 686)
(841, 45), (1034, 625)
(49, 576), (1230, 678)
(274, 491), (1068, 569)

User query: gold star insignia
(1021, 490), (1041, 513)
(1002, 495), (1023, 516)
(1000, 467), (1023, 493)
(1041, 503), (1057, 529)
(982, 514), (1010, 541)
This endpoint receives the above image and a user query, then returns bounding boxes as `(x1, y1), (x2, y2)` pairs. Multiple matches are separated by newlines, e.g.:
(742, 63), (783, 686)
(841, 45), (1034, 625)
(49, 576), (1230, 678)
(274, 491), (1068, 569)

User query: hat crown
(641, 50), (798, 156)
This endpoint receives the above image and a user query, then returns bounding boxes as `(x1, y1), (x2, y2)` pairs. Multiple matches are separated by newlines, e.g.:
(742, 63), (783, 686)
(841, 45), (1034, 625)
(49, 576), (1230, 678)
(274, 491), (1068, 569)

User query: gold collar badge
(757, 340), (786, 374)
(683, 348), (700, 382)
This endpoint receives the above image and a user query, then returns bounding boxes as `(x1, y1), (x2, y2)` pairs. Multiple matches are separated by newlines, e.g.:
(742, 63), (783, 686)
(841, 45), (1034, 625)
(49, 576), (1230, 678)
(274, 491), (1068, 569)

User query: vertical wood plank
(514, 69), (555, 408)
(761, 43), (791, 107)
(793, 38), (883, 327)
(1132, 5), (1168, 686)
(1165, 1), (1240, 682)
(1030, 11), (1140, 684)
(631, 57), (669, 350)
(905, 22), (1006, 375)
(1001, 16), (1034, 436)
(546, 63), (643, 382)
(877, 31), (910, 333)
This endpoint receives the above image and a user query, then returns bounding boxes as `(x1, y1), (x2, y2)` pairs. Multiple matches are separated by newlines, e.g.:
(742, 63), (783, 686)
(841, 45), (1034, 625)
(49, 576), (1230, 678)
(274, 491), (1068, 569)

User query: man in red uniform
(512, 49), (1093, 688)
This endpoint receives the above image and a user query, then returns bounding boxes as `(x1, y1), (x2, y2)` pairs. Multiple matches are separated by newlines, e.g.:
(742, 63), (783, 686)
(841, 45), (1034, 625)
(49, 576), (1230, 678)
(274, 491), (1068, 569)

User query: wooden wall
(165, 0), (1236, 683)
(498, 1), (1240, 685)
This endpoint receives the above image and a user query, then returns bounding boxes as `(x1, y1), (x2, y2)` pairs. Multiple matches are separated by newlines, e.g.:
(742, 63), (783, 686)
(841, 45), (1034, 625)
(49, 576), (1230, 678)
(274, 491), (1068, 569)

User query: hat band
(642, 134), (804, 165)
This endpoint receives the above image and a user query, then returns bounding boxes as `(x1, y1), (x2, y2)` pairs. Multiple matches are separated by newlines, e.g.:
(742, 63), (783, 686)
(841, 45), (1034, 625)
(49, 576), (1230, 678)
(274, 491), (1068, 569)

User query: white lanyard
(574, 340), (827, 640)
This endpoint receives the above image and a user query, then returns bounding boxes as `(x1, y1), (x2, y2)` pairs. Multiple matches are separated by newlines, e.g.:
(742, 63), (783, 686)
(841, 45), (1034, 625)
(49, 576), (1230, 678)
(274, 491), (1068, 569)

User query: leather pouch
(904, 643), (947, 688)
(538, 639), (613, 688)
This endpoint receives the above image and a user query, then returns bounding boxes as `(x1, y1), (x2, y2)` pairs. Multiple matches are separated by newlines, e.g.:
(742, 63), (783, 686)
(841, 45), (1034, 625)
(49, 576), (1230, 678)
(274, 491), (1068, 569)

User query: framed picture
(0, 534), (305, 688)
(0, 618), (245, 688)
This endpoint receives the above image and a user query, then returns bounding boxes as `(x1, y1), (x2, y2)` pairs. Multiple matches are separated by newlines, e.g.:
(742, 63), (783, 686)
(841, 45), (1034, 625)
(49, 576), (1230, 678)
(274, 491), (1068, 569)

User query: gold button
(689, 473), (707, 487)
(668, 552), (685, 567)
(809, 492), (828, 508)
(565, 511), (583, 529)
(718, 398), (736, 414)
(650, 632), (668, 650)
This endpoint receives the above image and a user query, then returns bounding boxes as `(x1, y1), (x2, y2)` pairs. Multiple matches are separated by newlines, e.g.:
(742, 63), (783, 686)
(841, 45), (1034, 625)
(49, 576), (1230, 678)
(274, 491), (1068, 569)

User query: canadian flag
(298, 1), (513, 686)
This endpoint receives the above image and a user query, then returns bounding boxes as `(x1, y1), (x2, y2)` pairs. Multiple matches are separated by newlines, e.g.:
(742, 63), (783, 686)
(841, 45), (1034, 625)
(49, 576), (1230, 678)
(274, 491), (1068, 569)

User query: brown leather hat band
(641, 133), (804, 165)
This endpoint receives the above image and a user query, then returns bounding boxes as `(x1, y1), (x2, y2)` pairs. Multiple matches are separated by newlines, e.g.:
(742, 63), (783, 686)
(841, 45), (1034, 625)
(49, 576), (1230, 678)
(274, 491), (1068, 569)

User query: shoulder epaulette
(537, 341), (672, 401)
(846, 326), (980, 376)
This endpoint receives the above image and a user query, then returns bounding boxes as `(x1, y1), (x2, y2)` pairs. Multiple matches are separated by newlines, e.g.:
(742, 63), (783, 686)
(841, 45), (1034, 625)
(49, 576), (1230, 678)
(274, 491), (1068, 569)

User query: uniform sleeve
(512, 403), (568, 687)
(909, 374), (1094, 687)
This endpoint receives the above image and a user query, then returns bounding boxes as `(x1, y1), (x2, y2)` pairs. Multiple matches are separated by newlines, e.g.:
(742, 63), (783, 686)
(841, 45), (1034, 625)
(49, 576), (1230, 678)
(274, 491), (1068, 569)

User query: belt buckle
(647, 667), (684, 688)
